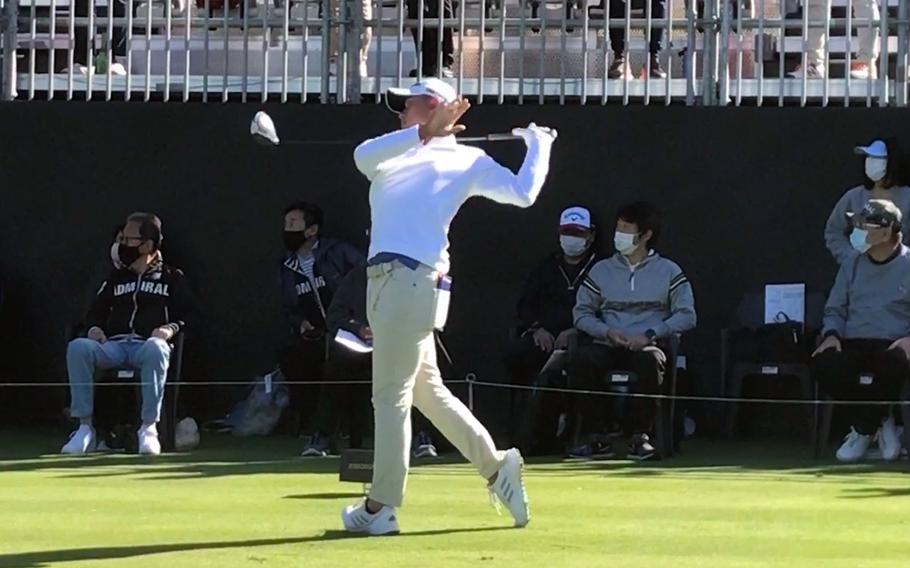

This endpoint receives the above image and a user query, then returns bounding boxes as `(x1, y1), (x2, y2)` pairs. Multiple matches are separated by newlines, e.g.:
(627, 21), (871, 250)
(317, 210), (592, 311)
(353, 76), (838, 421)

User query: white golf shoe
(341, 500), (400, 536)
(61, 424), (96, 455)
(878, 417), (902, 462)
(836, 427), (872, 463)
(138, 424), (161, 456)
(488, 448), (530, 527)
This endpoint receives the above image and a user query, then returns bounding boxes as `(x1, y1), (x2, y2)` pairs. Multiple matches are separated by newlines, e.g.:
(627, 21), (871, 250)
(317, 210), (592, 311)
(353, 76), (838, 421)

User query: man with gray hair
(62, 212), (195, 457)
(813, 199), (910, 463)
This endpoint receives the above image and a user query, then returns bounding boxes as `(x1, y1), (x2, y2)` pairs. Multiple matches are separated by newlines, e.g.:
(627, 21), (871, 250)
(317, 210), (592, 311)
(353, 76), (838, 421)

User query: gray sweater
(824, 185), (910, 265)
(823, 245), (910, 341)
(574, 251), (697, 343)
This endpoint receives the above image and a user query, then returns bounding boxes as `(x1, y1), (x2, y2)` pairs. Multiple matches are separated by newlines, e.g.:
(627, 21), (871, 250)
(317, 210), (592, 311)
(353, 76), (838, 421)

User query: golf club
(250, 111), (522, 147)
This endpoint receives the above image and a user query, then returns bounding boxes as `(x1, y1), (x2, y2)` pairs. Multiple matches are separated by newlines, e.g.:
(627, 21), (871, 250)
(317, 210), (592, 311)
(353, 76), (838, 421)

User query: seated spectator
(788, 0), (879, 79)
(825, 139), (910, 265)
(813, 200), (910, 463)
(277, 201), (364, 440)
(62, 212), (195, 456)
(301, 266), (439, 458)
(504, 206), (601, 451)
(69, 0), (129, 75)
(604, 0), (667, 79)
(569, 201), (696, 460)
(407, 0), (454, 77)
(328, 0), (372, 78)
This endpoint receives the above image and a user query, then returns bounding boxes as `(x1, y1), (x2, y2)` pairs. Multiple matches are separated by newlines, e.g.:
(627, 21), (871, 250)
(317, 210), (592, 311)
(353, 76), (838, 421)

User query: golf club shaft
(282, 132), (520, 145)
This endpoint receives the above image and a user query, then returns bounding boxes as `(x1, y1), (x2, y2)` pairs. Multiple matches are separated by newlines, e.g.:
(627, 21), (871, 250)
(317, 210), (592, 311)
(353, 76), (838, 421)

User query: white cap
(854, 139), (888, 159)
(559, 206), (593, 232)
(385, 78), (458, 113)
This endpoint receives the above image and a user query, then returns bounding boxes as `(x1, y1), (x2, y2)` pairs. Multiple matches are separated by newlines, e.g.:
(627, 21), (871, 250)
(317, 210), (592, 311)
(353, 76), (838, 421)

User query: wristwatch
(644, 329), (657, 343)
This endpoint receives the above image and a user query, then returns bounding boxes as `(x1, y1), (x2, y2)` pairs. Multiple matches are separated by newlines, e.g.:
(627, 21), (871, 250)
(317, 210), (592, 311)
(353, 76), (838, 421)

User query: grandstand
(1, 0), (908, 104)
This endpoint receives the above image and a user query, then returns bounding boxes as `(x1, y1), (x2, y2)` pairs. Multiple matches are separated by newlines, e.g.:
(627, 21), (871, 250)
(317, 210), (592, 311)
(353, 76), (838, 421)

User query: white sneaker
(61, 424), (96, 455)
(488, 448), (530, 527)
(413, 444), (438, 459)
(787, 63), (826, 79)
(109, 62), (127, 76)
(64, 64), (93, 75)
(138, 424), (161, 456)
(878, 417), (901, 462)
(836, 427), (872, 463)
(341, 500), (400, 536)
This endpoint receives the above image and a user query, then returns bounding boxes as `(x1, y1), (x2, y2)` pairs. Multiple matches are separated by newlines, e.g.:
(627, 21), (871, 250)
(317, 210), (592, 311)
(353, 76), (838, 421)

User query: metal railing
(0, 0), (907, 105)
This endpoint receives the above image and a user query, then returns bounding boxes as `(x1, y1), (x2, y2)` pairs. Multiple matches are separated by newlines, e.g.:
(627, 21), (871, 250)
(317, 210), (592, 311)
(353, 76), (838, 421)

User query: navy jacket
(280, 237), (364, 337)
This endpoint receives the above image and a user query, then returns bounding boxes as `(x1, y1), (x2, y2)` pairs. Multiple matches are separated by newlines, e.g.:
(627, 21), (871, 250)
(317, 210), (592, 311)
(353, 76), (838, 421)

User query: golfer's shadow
(0, 527), (515, 567)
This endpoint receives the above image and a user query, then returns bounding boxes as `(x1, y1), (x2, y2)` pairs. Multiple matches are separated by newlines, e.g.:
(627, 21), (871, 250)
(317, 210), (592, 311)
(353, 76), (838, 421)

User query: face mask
(110, 243), (124, 268)
(283, 230), (309, 252)
(865, 157), (888, 183)
(559, 235), (588, 257)
(614, 231), (638, 256)
(850, 228), (871, 253)
(118, 244), (142, 267)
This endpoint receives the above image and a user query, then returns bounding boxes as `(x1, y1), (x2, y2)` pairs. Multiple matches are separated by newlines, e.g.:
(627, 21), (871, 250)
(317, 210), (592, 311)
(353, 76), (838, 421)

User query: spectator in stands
(605, 0), (667, 79)
(407, 0), (454, 78)
(62, 212), (195, 456)
(788, 0), (879, 79)
(69, 0), (129, 76)
(504, 206), (600, 451)
(813, 199), (910, 462)
(277, 201), (364, 443)
(825, 139), (910, 265)
(301, 266), (439, 458)
(569, 201), (696, 460)
(329, 0), (373, 78)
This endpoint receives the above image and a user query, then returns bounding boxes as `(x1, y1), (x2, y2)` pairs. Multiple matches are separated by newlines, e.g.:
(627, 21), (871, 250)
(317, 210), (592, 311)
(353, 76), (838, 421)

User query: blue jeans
(66, 337), (172, 425)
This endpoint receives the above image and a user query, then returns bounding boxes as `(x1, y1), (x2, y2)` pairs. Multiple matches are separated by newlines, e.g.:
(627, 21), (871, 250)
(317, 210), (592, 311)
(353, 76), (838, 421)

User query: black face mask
(118, 244), (142, 267)
(283, 230), (310, 252)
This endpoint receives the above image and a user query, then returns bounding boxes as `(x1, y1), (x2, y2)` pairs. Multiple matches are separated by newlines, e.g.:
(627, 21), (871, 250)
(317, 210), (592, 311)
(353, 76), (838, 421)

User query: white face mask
(559, 235), (589, 257)
(865, 157), (888, 183)
(614, 231), (638, 256)
(850, 228), (871, 253)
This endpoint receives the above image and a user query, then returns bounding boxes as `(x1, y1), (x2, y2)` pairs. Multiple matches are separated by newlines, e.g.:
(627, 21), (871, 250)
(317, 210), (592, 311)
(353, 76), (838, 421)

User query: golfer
(342, 78), (557, 535)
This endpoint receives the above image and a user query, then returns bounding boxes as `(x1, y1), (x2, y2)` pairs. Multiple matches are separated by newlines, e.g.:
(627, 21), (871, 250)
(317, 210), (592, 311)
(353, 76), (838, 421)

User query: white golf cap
(385, 78), (458, 113)
(854, 139), (888, 159)
(559, 206), (593, 232)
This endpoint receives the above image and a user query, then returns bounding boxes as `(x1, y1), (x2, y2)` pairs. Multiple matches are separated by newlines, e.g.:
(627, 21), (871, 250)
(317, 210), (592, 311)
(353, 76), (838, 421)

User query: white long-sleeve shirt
(353, 125), (554, 273)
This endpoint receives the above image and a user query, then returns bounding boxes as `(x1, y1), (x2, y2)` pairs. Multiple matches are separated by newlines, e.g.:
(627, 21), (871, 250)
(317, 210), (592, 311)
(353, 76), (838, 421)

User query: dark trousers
(504, 333), (554, 446)
(311, 348), (372, 448)
(74, 0), (129, 66)
(607, 0), (666, 56)
(407, 0), (454, 73)
(516, 369), (571, 454)
(568, 344), (666, 437)
(277, 338), (327, 434)
(812, 339), (910, 435)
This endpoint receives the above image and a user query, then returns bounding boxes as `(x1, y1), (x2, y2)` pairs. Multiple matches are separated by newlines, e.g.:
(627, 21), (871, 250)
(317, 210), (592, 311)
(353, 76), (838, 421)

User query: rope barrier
(0, 375), (907, 406)
(464, 377), (910, 407)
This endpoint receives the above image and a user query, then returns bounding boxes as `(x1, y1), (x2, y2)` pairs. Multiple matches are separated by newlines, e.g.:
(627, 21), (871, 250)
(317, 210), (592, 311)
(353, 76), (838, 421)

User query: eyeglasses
(117, 235), (146, 246)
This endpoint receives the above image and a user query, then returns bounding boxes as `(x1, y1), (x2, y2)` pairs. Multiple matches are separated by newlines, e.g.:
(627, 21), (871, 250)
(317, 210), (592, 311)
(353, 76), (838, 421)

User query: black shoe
(608, 55), (629, 79)
(647, 55), (667, 79)
(628, 433), (657, 461)
(568, 439), (615, 460)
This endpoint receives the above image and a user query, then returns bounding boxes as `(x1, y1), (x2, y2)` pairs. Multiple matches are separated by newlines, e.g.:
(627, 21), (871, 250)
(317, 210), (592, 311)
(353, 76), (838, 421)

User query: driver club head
(251, 111), (280, 146)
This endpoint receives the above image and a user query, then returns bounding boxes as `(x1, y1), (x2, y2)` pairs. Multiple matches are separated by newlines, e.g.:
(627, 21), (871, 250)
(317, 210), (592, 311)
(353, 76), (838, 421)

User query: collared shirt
(354, 125), (554, 274)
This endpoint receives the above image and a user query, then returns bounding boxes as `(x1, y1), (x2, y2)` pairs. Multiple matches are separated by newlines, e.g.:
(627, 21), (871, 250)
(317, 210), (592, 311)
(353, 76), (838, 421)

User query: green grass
(2, 430), (910, 568)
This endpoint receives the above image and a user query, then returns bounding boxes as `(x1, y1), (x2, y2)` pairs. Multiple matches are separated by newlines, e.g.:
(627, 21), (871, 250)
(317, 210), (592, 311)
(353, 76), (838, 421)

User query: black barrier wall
(0, 103), (903, 427)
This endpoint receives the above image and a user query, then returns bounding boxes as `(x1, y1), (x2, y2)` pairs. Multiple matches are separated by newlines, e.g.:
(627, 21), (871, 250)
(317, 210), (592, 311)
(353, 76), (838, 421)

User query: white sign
(764, 283), (806, 325)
